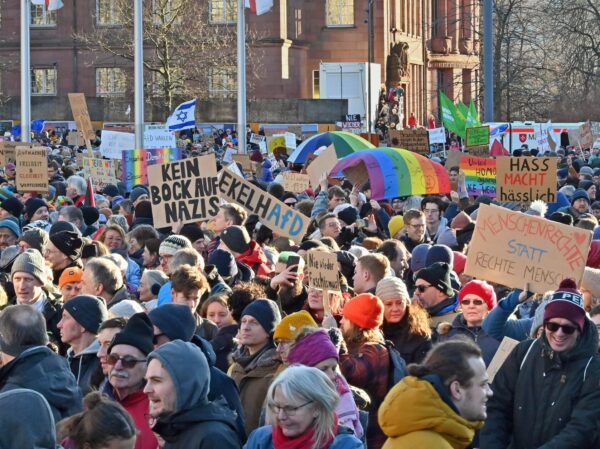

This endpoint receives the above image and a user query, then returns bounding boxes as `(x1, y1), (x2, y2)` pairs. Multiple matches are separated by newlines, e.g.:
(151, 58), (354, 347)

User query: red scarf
(272, 414), (338, 449)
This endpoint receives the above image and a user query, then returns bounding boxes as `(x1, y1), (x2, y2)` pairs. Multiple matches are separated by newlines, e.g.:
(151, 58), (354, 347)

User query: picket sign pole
(237, 0), (247, 153)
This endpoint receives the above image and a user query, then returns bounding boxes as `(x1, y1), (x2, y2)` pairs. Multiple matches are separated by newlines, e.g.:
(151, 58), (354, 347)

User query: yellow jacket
(378, 375), (483, 449)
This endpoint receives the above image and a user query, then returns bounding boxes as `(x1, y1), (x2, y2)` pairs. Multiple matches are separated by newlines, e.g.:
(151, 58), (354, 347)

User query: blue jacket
(482, 289), (533, 342)
(311, 190), (329, 219)
(244, 425), (364, 449)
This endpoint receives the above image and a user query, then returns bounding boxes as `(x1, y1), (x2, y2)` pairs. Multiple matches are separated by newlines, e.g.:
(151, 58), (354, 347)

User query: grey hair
(85, 258), (123, 295)
(171, 248), (204, 272)
(265, 365), (339, 449)
(0, 305), (48, 356)
(142, 270), (169, 298)
(67, 175), (87, 196)
(107, 215), (129, 234)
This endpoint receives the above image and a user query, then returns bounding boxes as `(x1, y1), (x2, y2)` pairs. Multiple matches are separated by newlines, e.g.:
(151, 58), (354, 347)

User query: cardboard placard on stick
(232, 154), (252, 172)
(306, 250), (341, 292)
(67, 93), (95, 142)
(467, 145), (490, 157)
(16, 146), (48, 192)
(283, 172), (310, 193)
(0, 141), (18, 166)
(496, 157), (557, 203)
(460, 155), (496, 197)
(389, 128), (429, 154)
(580, 121), (594, 149)
(148, 154), (220, 228)
(218, 169), (310, 242)
(466, 126), (490, 147)
(446, 150), (462, 170)
(487, 337), (519, 383)
(464, 204), (590, 294)
(306, 144), (339, 188)
(83, 158), (120, 192)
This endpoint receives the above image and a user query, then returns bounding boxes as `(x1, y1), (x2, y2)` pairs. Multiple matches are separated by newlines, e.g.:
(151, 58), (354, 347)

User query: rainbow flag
(459, 155), (496, 198)
(121, 148), (183, 190)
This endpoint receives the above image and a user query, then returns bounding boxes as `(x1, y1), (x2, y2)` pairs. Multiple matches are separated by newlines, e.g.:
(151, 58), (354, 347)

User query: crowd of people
(0, 133), (600, 449)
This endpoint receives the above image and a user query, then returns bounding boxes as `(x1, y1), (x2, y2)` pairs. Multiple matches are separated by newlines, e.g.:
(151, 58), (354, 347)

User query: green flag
(439, 92), (462, 137)
(466, 99), (481, 127)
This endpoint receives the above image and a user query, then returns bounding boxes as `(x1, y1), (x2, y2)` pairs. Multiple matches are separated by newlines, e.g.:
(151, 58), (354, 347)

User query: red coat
(120, 389), (158, 449)
(236, 240), (273, 277)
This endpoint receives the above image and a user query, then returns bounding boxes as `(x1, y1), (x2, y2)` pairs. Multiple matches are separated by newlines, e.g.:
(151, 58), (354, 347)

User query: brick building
(0, 0), (480, 125)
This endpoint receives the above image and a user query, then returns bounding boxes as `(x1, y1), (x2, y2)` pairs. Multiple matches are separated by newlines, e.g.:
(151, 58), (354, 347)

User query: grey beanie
(11, 249), (46, 285)
(530, 299), (550, 338)
(18, 228), (49, 254)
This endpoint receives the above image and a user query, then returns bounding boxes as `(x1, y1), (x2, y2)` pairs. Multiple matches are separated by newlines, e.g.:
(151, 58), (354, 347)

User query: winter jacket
(235, 241), (272, 277)
(151, 341), (242, 449)
(118, 389), (158, 449)
(265, 282), (307, 315)
(0, 345), (82, 423)
(382, 313), (432, 365)
(426, 217), (449, 243)
(229, 343), (282, 435)
(66, 339), (102, 393)
(211, 323), (239, 372)
(310, 190), (328, 220)
(399, 233), (431, 254)
(244, 424), (364, 449)
(124, 256), (141, 291)
(482, 289), (533, 342)
(379, 375), (483, 449)
(340, 341), (390, 449)
(107, 285), (132, 309)
(480, 319), (600, 449)
(41, 291), (66, 354)
(335, 373), (364, 438)
(195, 315), (218, 341)
(437, 313), (500, 366)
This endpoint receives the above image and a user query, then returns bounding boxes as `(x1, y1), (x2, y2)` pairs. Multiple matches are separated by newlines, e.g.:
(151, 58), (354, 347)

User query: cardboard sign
(100, 130), (136, 160)
(143, 124), (176, 149)
(446, 150), (461, 170)
(306, 250), (341, 291)
(283, 172), (310, 193)
(306, 144), (339, 188)
(460, 155), (496, 197)
(580, 121), (594, 149)
(121, 147), (183, 190)
(466, 126), (490, 147)
(464, 204), (591, 294)
(148, 154), (220, 228)
(83, 158), (119, 191)
(496, 157), (557, 203)
(16, 146), (48, 192)
(0, 142), (18, 166)
(389, 128), (429, 154)
(67, 131), (84, 147)
(487, 337), (519, 382)
(468, 145), (490, 157)
(249, 133), (266, 145)
(267, 135), (286, 153)
(428, 127), (446, 145)
(232, 154), (252, 172)
(218, 169), (310, 242)
(284, 132), (297, 150)
(67, 93), (95, 141)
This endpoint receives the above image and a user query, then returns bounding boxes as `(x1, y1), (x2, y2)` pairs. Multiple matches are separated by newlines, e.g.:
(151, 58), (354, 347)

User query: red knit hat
(544, 278), (586, 332)
(342, 293), (384, 329)
(453, 251), (467, 275)
(587, 241), (600, 268)
(458, 280), (496, 310)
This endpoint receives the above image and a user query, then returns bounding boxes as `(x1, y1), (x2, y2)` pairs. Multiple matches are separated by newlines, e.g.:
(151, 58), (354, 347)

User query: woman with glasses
(438, 280), (500, 366)
(245, 365), (364, 449)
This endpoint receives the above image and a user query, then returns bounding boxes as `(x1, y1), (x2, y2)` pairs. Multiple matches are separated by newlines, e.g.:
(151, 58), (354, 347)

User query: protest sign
(465, 126), (490, 147)
(428, 127), (446, 145)
(306, 250), (341, 291)
(227, 161), (244, 178)
(284, 132), (297, 150)
(487, 337), (519, 383)
(100, 130), (136, 160)
(218, 169), (310, 242)
(83, 158), (119, 191)
(16, 147), (48, 192)
(464, 204), (591, 293)
(467, 145), (490, 157)
(283, 172), (310, 193)
(568, 127), (581, 148)
(460, 155), (496, 197)
(496, 157), (557, 203)
(446, 150), (461, 170)
(306, 145), (339, 188)
(67, 131), (84, 147)
(267, 135), (287, 153)
(148, 154), (220, 228)
(249, 133), (266, 145)
(143, 124), (176, 149)
(389, 129), (429, 154)
(0, 142), (18, 166)
(232, 154), (252, 172)
(67, 93), (95, 141)
(580, 121), (594, 149)
(121, 147), (183, 190)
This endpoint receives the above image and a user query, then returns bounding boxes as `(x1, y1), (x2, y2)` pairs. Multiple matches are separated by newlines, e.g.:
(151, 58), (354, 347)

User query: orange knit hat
(342, 293), (384, 329)
(59, 267), (83, 289)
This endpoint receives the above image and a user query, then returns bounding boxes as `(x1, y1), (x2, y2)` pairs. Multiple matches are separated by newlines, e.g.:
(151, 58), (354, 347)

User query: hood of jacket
(379, 375), (483, 449)
(236, 241), (270, 269)
(67, 338), (100, 359)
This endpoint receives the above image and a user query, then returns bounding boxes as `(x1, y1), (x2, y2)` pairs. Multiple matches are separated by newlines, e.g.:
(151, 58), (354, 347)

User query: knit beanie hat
(108, 312), (155, 356)
(24, 198), (47, 220)
(0, 197), (23, 218)
(49, 220), (80, 236)
(388, 215), (404, 238)
(459, 280), (496, 310)
(109, 300), (145, 319)
(63, 295), (108, 334)
(130, 186), (149, 203)
(81, 206), (99, 227)
(18, 228), (48, 254)
(425, 244), (454, 267)
(334, 204), (359, 226)
(376, 276), (410, 304)
(11, 249), (46, 285)
(208, 249), (239, 280)
(451, 211), (472, 230)
(543, 279), (586, 332)
(287, 329), (339, 366)
(49, 230), (83, 261)
(414, 262), (454, 297)
(134, 201), (153, 221)
(220, 226), (251, 254)
(0, 219), (20, 238)
(587, 241), (600, 268)
(452, 251), (467, 275)
(581, 267), (600, 300)
(180, 223), (204, 243)
(571, 189), (590, 205)
(102, 184), (119, 197)
(159, 235), (192, 256)
(342, 293), (384, 329)
(58, 266), (83, 289)
(273, 310), (318, 341)
(410, 243), (431, 273)
(241, 299), (282, 336)
(148, 303), (197, 342)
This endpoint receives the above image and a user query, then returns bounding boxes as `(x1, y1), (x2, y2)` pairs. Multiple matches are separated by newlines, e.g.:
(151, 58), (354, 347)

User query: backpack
(384, 340), (407, 387)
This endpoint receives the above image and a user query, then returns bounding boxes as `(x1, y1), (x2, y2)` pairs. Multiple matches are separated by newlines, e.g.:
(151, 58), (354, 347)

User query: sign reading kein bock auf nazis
(219, 169), (310, 242)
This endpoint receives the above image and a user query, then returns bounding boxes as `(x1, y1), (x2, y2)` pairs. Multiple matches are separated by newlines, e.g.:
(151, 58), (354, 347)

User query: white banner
(100, 130), (135, 159)
(144, 124), (176, 149)
(428, 127), (446, 145)
(284, 132), (297, 149)
(249, 133), (266, 144)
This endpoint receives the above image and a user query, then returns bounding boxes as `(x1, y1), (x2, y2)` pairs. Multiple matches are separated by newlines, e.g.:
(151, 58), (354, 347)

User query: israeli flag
(166, 99), (196, 132)
(490, 123), (509, 136)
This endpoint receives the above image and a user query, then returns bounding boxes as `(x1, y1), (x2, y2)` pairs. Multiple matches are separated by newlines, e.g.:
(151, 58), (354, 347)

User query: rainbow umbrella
(287, 131), (374, 164)
(331, 147), (451, 200)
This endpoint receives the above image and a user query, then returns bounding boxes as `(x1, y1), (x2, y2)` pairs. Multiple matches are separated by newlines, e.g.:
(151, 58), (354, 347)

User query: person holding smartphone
(266, 252), (307, 315)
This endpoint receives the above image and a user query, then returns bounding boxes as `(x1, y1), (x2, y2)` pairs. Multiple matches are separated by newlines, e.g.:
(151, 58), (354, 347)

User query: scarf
(272, 414), (338, 449)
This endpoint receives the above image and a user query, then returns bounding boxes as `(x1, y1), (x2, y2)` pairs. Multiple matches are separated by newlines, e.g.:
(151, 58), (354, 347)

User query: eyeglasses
(106, 354), (147, 369)
(544, 321), (578, 335)
(268, 401), (313, 416)
(152, 333), (166, 345)
(158, 255), (173, 262)
(415, 284), (433, 293)
(461, 299), (485, 306)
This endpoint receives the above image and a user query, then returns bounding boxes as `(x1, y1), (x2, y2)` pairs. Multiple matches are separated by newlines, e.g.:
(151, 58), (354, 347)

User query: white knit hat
(376, 277), (410, 304)
(159, 235), (192, 256)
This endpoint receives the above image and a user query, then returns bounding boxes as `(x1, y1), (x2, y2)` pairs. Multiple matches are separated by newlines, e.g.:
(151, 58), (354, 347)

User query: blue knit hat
(571, 189), (590, 205)
(148, 303), (196, 342)
(0, 219), (20, 238)
(242, 299), (281, 336)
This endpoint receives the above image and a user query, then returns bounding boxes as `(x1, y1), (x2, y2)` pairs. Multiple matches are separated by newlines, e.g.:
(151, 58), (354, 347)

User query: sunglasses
(461, 299), (485, 306)
(544, 322), (578, 335)
(415, 284), (433, 293)
(106, 354), (147, 369)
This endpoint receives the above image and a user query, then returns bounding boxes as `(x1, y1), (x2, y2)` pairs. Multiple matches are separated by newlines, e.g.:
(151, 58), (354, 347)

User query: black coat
(382, 312), (432, 365)
(211, 323), (238, 372)
(480, 319), (600, 449)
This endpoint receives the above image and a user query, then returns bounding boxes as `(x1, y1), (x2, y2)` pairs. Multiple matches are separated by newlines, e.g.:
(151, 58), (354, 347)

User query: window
(96, 68), (126, 96)
(312, 70), (320, 99)
(326, 0), (354, 27)
(32, 67), (57, 95)
(31, 3), (57, 27)
(97, 0), (123, 26)
(432, 0), (439, 37)
(209, 0), (237, 24)
(209, 67), (236, 97)
(152, 0), (184, 25)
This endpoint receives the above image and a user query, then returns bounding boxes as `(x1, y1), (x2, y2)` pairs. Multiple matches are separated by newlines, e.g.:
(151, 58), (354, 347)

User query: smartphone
(287, 255), (301, 274)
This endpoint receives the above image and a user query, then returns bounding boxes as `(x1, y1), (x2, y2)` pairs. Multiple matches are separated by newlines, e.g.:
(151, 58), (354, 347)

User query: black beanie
(0, 197), (24, 218)
(415, 262), (454, 297)
(241, 299), (281, 336)
(180, 223), (204, 243)
(81, 206), (100, 227)
(49, 230), (83, 261)
(148, 303), (196, 342)
(134, 201), (153, 220)
(64, 295), (108, 334)
(337, 205), (359, 226)
(25, 198), (46, 220)
(220, 225), (251, 254)
(108, 312), (154, 356)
